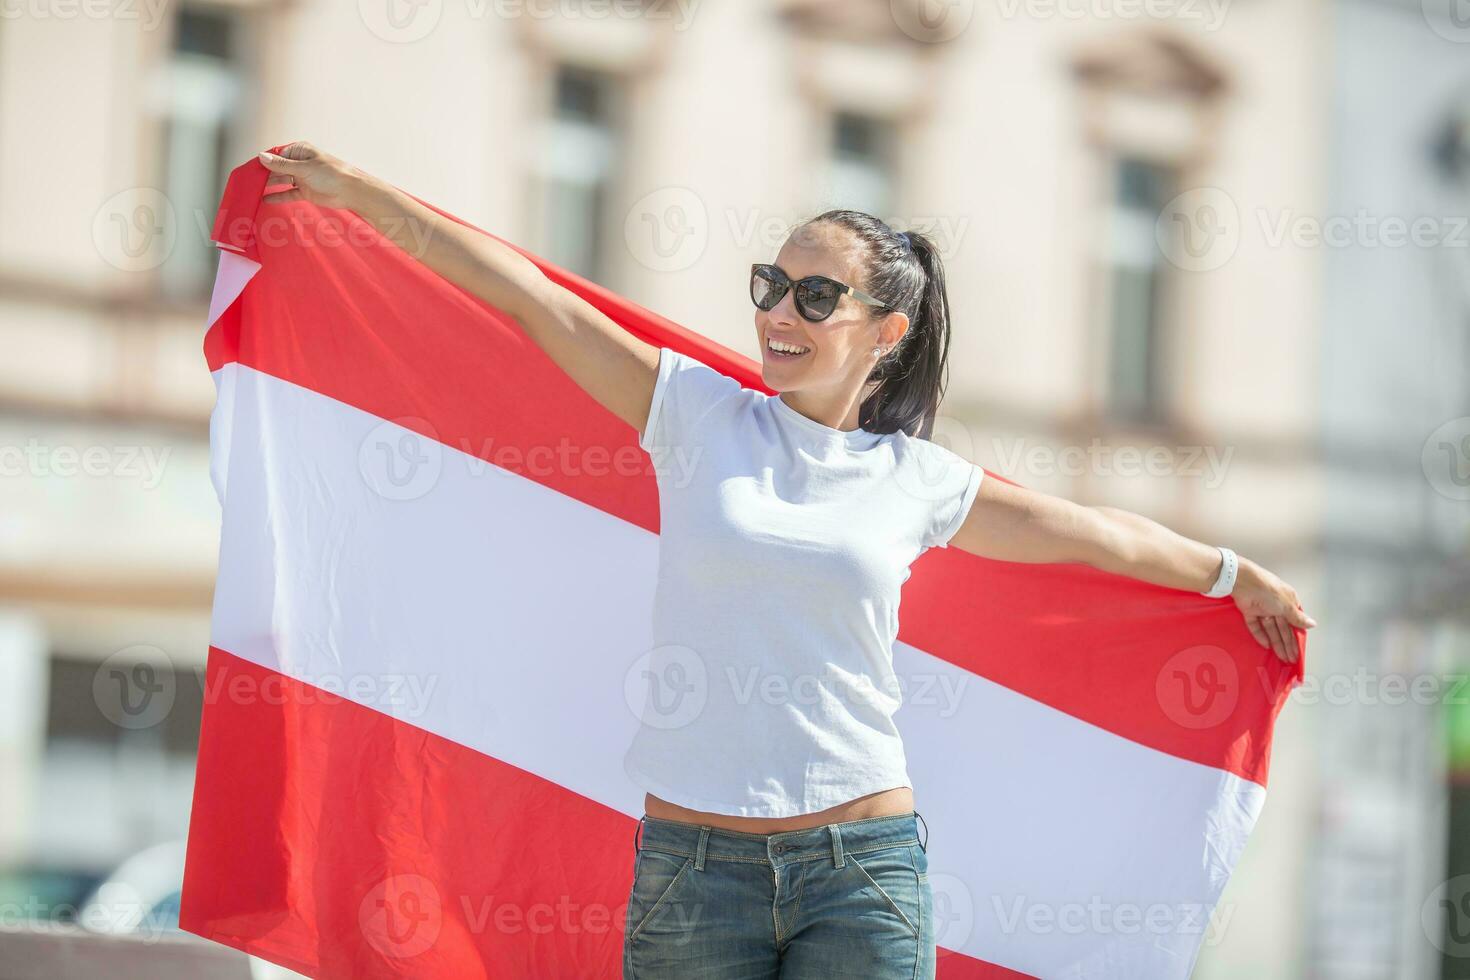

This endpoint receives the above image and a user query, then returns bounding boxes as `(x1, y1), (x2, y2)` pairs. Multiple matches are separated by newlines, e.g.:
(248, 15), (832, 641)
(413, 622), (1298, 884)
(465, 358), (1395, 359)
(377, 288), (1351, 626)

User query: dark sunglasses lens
(795, 279), (839, 320)
(751, 267), (785, 310)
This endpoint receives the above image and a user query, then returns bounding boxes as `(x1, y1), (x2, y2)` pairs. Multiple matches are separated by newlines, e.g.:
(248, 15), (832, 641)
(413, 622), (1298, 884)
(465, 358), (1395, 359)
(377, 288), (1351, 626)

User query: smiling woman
(252, 142), (1315, 980)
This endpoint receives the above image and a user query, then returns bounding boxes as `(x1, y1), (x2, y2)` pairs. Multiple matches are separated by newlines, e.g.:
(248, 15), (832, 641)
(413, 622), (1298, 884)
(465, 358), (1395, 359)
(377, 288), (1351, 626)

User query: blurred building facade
(0, 0), (1467, 976)
(1313, 1), (1470, 977)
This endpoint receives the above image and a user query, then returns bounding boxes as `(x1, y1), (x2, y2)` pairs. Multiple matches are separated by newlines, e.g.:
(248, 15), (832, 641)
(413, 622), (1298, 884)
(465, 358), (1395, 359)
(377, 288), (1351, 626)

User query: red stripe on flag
(201, 159), (1300, 790)
(180, 646), (1008, 978)
(181, 646), (632, 978)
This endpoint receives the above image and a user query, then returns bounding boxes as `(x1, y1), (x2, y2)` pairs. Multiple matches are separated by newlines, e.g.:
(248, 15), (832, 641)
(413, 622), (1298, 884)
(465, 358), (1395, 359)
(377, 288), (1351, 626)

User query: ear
(879, 310), (910, 348)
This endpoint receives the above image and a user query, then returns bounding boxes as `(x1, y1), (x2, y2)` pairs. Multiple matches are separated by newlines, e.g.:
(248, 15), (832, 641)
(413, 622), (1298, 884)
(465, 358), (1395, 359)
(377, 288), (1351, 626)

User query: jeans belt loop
(829, 823), (845, 869)
(695, 826), (710, 872)
(915, 810), (928, 853)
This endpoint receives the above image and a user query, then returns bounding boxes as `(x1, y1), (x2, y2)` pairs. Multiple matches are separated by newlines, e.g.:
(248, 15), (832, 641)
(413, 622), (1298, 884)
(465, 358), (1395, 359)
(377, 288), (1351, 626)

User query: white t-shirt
(622, 346), (985, 818)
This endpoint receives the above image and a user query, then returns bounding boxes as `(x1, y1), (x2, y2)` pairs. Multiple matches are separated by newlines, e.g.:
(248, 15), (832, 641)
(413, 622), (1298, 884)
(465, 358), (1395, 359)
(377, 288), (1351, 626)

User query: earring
(872, 347), (882, 356)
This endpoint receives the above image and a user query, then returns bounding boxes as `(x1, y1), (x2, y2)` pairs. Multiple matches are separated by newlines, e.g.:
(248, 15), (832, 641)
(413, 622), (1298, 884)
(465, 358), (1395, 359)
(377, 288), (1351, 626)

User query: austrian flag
(180, 152), (1303, 979)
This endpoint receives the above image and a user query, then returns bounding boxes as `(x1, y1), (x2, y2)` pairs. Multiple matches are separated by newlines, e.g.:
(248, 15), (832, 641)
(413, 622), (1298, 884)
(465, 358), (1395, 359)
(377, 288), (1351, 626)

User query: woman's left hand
(1231, 557), (1316, 664)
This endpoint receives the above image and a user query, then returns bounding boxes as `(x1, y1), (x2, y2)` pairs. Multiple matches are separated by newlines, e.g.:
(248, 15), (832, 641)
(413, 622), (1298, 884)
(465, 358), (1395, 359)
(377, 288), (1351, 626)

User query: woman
(257, 142), (1315, 980)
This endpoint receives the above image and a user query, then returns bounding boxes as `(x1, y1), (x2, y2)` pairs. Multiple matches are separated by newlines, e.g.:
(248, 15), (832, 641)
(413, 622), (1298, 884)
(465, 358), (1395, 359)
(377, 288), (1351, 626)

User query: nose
(767, 287), (800, 327)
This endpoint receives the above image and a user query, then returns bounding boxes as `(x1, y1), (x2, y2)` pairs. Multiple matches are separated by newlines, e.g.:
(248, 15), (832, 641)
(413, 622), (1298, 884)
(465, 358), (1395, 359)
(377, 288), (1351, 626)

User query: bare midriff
(643, 786), (915, 834)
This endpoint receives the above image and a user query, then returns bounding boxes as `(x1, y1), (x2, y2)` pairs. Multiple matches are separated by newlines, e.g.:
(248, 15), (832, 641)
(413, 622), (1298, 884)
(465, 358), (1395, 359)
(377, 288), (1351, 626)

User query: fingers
(1271, 616), (1302, 663)
(258, 144), (316, 175)
(1286, 603), (1317, 629)
(257, 150), (301, 176)
(261, 187), (305, 205)
(1278, 617), (1303, 663)
(1245, 616), (1270, 650)
(1245, 601), (1307, 666)
(1286, 619), (1305, 662)
(276, 141), (316, 161)
(1261, 615), (1291, 662)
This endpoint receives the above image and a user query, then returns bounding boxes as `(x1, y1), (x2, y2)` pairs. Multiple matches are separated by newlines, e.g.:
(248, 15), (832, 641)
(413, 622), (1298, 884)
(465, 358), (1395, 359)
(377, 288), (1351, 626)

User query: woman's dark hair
(797, 210), (952, 440)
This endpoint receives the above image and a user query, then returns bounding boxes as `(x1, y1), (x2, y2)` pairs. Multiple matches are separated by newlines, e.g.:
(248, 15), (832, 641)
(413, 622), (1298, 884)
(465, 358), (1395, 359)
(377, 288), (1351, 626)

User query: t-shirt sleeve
(922, 453), (985, 551)
(639, 346), (745, 453)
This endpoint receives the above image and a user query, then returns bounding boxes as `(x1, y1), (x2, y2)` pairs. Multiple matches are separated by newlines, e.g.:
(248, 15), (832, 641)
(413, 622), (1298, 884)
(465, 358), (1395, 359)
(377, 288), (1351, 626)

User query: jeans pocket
(849, 843), (922, 940)
(626, 849), (695, 942)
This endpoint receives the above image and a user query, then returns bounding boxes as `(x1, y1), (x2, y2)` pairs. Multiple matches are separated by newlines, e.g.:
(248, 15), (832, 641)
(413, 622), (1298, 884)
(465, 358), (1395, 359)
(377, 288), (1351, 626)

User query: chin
(759, 356), (809, 390)
(758, 366), (789, 391)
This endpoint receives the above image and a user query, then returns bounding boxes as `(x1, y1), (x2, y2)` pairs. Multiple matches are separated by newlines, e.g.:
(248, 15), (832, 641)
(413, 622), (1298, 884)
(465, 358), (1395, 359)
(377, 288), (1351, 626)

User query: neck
(777, 381), (875, 432)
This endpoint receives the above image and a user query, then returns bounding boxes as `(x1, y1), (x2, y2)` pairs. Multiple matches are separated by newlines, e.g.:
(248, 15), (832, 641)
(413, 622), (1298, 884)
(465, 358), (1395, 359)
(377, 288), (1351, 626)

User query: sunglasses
(749, 263), (892, 323)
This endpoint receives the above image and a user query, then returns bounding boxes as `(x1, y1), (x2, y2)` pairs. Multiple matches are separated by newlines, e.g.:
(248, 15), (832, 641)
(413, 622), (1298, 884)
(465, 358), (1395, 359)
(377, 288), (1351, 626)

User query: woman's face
(755, 223), (904, 394)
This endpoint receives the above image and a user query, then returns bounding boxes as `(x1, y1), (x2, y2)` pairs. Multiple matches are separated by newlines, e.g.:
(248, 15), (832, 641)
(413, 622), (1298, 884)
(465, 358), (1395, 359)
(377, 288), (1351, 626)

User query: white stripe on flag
(211, 361), (1261, 978)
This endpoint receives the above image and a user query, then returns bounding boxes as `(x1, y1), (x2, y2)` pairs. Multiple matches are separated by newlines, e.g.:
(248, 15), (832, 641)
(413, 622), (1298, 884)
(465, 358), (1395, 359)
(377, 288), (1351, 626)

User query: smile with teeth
(767, 337), (811, 357)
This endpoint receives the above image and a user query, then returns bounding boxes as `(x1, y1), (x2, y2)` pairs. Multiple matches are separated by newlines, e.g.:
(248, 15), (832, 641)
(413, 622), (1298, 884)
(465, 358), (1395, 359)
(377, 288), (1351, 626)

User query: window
(45, 655), (204, 757)
(32, 653), (204, 867)
(1103, 156), (1175, 423)
(828, 111), (896, 218)
(157, 6), (246, 299)
(538, 65), (620, 282)
(1072, 34), (1226, 428)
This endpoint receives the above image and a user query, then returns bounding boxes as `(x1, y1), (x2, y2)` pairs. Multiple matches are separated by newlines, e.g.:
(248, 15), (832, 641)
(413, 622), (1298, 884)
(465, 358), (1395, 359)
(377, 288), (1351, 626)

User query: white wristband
(1202, 546), (1238, 598)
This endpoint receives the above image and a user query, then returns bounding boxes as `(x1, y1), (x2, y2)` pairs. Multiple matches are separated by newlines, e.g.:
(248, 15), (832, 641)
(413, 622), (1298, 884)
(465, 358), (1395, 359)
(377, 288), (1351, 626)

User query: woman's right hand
(257, 141), (367, 211)
(253, 138), (662, 437)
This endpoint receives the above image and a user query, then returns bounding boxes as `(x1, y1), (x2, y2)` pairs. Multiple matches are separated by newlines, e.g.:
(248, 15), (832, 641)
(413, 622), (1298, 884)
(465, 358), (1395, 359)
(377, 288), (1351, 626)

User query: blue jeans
(623, 811), (935, 979)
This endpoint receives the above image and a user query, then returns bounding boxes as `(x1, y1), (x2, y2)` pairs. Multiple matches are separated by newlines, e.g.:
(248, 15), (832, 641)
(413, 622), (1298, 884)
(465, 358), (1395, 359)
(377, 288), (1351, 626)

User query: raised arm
(256, 141), (660, 434)
(949, 476), (1317, 664)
